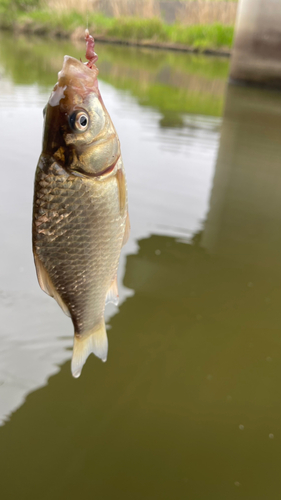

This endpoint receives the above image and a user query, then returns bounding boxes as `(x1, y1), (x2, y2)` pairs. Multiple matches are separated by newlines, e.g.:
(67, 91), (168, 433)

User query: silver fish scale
(33, 163), (125, 334)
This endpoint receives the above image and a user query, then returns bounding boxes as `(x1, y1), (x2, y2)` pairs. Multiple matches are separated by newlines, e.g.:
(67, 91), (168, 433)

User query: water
(0, 32), (280, 499)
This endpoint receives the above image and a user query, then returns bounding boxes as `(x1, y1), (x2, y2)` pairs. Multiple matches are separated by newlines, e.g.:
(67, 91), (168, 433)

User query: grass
(168, 0), (238, 2)
(105, 17), (234, 48)
(0, 0), (235, 51)
(166, 23), (234, 48)
(0, 10), (234, 50)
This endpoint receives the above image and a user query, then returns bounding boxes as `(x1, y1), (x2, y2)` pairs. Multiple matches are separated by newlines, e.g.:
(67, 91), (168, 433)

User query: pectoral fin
(123, 212), (130, 246)
(34, 253), (70, 317)
(106, 276), (119, 305)
(116, 167), (126, 215)
(71, 321), (108, 378)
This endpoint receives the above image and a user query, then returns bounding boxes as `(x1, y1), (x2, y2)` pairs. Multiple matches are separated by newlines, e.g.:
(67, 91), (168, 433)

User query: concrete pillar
(230, 0), (281, 87)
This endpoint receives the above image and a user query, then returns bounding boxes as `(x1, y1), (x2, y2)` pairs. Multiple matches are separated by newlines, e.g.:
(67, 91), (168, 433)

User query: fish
(32, 30), (130, 378)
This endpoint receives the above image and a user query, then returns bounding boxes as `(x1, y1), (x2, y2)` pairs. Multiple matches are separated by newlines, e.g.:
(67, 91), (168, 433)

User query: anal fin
(34, 253), (70, 317)
(106, 276), (119, 306)
(71, 321), (108, 378)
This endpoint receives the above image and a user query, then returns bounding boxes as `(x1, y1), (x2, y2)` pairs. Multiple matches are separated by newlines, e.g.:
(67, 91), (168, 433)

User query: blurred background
(0, 1), (280, 499)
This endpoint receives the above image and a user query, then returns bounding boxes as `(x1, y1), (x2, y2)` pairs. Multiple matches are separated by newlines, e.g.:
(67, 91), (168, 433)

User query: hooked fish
(32, 31), (129, 378)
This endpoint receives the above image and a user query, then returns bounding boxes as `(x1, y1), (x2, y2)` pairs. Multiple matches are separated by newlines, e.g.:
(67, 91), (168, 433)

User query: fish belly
(33, 161), (126, 335)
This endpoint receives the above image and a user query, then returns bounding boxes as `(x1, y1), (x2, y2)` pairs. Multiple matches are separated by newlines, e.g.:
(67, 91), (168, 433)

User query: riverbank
(0, 9), (234, 56)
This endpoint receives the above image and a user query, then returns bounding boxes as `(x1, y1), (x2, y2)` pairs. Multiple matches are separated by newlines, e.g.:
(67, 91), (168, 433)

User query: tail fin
(71, 320), (108, 378)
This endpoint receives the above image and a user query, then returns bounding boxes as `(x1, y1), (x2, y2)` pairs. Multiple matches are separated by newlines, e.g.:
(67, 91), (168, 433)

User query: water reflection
(0, 32), (229, 123)
(203, 84), (281, 270)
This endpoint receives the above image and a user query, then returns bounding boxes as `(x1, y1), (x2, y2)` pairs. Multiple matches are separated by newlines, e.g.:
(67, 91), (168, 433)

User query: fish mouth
(49, 56), (99, 111)
(59, 55), (99, 95)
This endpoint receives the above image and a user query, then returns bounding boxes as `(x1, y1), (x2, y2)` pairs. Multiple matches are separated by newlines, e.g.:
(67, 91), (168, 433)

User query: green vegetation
(168, 0), (238, 2)
(0, 0), (39, 23)
(0, 2), (234, 51)
(103, 17), (234, 49)
(167, 23), (233, 48)
(0, 0), (40, 10)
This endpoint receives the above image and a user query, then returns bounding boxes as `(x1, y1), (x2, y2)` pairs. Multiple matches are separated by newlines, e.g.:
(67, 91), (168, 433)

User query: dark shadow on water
(0, 230), (280, 499)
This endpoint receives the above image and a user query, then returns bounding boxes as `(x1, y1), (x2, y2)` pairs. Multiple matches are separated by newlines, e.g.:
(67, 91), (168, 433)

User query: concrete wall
(230, 0), (281, 87)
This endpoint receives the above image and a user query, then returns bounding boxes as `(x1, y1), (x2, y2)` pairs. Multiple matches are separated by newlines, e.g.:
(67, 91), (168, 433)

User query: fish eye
(69, 111), (89, 132)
